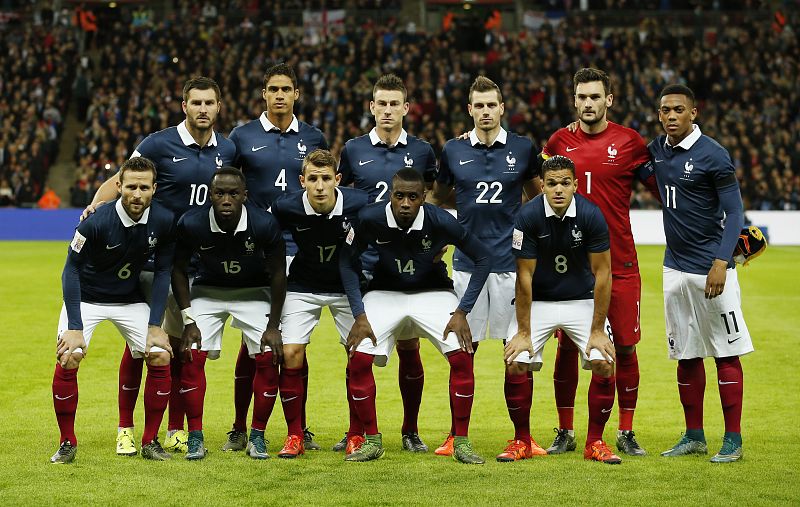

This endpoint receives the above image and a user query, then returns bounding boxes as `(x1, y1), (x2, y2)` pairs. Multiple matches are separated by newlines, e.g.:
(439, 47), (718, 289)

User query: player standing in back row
(541, 68), (656, 456)
(428, 76), (542, 458)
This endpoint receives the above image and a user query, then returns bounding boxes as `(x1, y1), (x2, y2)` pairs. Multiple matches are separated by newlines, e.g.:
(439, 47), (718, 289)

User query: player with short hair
(226, 63), (329, 452)
(51, 157), (176, 464)
(541, 68), (655, 456)
(335, 73), (438, 453)
(171, 167), (287, 460)
(504, 155), (621, 464)
(270, 149), (370, 457)
(428, 75), (542, 457)
(87, 76), (237, 455)
(339, 169), (491, 464)
(648, 84), (752, 463)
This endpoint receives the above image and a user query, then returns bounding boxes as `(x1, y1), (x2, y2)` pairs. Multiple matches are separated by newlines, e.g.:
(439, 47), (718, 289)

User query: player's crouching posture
(172, 167), (287, 460)
(649, 85), (753, 463)
(270, 150), (369, 457)
(52, 157), (176, 464)
(339, 169), (491, 464)
(504, 155), (622, 464)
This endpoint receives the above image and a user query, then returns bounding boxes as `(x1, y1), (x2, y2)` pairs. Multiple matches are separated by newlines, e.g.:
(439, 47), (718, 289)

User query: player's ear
(499, 102), (505, 115)
(467, 103), (473, 115)
(690, 107), (697, 121)
(369, 100), (376, 116)
(181, 101), (187, 115)
(262, 88), (268, 102)
(335, 172), (342, 185)
(293, 88), (300, 100)
(606, 93), (614, 108)
(402, 102), (409, 116)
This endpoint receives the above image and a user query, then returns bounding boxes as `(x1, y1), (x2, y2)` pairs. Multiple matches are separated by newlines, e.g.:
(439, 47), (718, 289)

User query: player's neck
(475, 126), (501, 146)
(310, 198), (335, 215)
(123, 207), (145, 223)
(214, 210), (242, 233)
(579, 117), (608, 135)
(267, 111), (294, 132)
(376, 126), (403, 146)
(185, 122), (213, 147)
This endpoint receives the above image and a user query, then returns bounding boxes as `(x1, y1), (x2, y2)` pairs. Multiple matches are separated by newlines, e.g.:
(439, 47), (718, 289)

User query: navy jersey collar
(385, 202), (425, 232)
(664, 124), (701, 150)
(302, 187), (344, 217)
(116, 198), (150, 227)
(369, 128), (408, 147)
(260, 112), (299, 133)
(543, 195), (577, 221)
(469, 127), (507, 147)
(209, 205), (248, 233)
(177, 120), (218, 147)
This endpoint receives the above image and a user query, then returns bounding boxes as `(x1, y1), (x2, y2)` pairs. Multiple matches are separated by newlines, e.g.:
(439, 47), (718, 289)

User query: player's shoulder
(358, 200), (387, 223)
(506, 131), (535, 149)
(138, 125), (179, 149)
(179, 204), (210, 227)
(697, 133), (729, 156)
(148, 201), (176, 225)
(422, 203), (458, 226)
(215, 131), (236, 151)
(574, 194), (605, 221)
(518, 194), (545, 221)
(271, 190), (302, 214)
(608, 121), (645, 143)
(443, 136), (470, 152)
(344, 133), (371, 148)
(406, 133), (433, 149)
(340, 187), (370, 208)
(648, 135), (667, 153)
(246, 201), (280, 231)
(298, 120), (326, 139)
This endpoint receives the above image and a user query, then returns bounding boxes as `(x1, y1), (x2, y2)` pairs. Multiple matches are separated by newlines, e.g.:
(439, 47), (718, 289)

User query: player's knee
(282, 344), (305, 369)
(62, 352), (83, 370)
(396, 338), (420, 350)
(144, 351), (170, 367)
(590, 360), (614, 378)
(615, 344), (635, 356)
(505, 361), (528, 376)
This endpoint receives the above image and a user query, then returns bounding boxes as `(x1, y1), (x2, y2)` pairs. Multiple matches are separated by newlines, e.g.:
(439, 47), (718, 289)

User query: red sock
(448, 350), (474, 437)
(142, 363), (170, 445)
(677, 358), (705, 430)
(587, 373), (615, 443)
(504, 371), (532, 446)
(181, 350), (207, 432)
(398, 347), (424, 433)
(345, 367), (363, 437)
(53, 364), (79, 445)
(553, 330), (579, 430)
(715, 356), (743, 433)
(233, 343), (256, 432)
(616, 350), (640, 431)
(348, 352), (378, 435)
(280, 366), (304, 437)
(118, 346), (143, 428)
(251, 352), (279, 431)
(167, 358), (185, 431)
(300, 356), (309, 429)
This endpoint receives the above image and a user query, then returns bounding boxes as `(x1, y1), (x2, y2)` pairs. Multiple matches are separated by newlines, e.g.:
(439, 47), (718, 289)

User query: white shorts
(190, 285), (271, 360)
(506, 299), (611, 371)
(663, 267), (754, 360)
(56, 302), (166, 359)
(355, 290), (462, 367)
(139, 271), (186, 338)
(453, 270), (515, 341)
(281, 291), (354, 346)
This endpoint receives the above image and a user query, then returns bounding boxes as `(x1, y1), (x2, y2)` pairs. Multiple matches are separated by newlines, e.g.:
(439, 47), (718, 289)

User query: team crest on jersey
(215, 153), (223, 168)
(244, 238), (255, 255)
(505, 151), (517, 172)
(571, 225), (583, 247)
(297, 141), (307, 159)
(342, 218), (350, 232)
(681, 158), (694, 181)
(404, 154), (413, 168)
(148, 235), (158, 249)
(421, 236), (432, 252)
(607, 144), (618, 159)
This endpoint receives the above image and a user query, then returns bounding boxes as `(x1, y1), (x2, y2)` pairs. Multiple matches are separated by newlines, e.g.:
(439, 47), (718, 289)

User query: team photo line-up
(51, 65), (767, 466)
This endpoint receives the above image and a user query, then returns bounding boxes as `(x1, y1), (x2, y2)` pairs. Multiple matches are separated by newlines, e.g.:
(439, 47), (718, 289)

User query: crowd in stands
(2, 4), (797, 211)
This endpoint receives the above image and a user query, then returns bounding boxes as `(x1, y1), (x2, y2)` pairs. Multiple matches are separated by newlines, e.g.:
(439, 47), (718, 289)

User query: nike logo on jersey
(54, 394), (75, 400)
(234, 375), (249, 380)
(179, 387), (198, 394)
(200, 245), (215, 250)
(718, 380), (739, 385)
(625, 386), (639, 392)
(404, 374), (424, 381)
(634, 325), (640, 333)
(352, 395), (370, 401)
(565, 147), (578, 152)
(296, 226), (311, 232)
(677, 382), (691, 386)
(654, 159), (664, 163)
(459, 159), (474, 165)
(121, 385), (139, 391)
(537, 234), (550, 239)
(727, 337), (741, 344)
(375, 239), (391, 244)
(251, 145), (268, 152)
(263, 392), (277, 398)
(172, 157), (187, 163)
(454, 392), (473, 398)
(601, 408), (612, 413)
(358, 160), (374, 166)
(156, 390), (171, 396)
(507, 406), (521, 411)
(106, 244), (121, 250)
(281, 396), (299, 403)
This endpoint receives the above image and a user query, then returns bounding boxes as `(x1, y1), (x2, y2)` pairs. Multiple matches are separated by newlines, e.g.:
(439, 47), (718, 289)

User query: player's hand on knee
(181, 324), (201, 363)
(346, 314), (376, 358)
(57, 330), (87, 367)
(587, 329), (615, 363)
(444, 309), (473, 354)
(79, 200), (105, 222)
(705, 260), (727, 299)
(145, 325), (173, 358)
(503, 331), (532, 365)
(262, 327), (283, 365)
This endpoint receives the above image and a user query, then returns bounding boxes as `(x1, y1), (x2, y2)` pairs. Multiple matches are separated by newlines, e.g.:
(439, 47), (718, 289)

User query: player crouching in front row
(52, 157), (176, 464)
(504, 155), (622, 464)
(172, 167), (287, 460)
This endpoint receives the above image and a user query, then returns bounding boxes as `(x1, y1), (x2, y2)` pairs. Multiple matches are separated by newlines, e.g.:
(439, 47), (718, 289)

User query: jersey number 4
(395, 259), (415, 275)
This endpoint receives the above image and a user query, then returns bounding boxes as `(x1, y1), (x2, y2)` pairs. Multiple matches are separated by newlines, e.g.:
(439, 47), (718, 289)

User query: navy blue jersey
(647, 126), (743, 274)
(63, 200), (176, 328)
(271, 187), (370, 293)
(437, 128), (538, 273)
(132, 121), (237, 217)
(338, 128), (437, 271)
(340, 202), (490, 316)
(175, 202), (284, 288)
(512, 194), (610, 301)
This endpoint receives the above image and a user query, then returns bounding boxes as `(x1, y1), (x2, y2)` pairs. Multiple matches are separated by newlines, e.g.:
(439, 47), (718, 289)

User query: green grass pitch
(0, 242), (798, 506)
